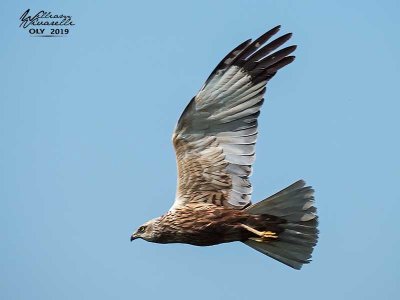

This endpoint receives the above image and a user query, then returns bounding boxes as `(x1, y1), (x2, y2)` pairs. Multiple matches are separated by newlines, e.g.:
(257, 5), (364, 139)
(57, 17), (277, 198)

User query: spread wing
(171, 26), (296, 210)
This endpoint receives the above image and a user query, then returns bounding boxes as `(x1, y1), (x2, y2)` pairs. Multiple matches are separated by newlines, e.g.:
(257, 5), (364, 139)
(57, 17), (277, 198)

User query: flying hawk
(131, 25), (318, 270)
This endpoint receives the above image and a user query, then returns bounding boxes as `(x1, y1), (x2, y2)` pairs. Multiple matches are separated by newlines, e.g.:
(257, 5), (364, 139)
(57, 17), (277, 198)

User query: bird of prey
(130, 25), (318, 270)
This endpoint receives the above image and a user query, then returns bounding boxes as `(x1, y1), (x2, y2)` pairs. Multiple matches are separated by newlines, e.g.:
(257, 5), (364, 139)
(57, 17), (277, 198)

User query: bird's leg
(240, 224), (278, 242)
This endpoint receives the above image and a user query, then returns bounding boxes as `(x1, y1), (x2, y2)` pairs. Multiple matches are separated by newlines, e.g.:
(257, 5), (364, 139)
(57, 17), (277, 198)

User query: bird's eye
(138, 226), (146, 233)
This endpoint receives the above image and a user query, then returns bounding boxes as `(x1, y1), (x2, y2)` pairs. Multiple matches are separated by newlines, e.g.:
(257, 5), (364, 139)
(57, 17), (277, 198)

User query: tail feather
(243, 180), (318, 270)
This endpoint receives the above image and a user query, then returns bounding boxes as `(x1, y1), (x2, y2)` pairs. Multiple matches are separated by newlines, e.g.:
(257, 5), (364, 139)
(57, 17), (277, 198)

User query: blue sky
(1, 1), (399, 299)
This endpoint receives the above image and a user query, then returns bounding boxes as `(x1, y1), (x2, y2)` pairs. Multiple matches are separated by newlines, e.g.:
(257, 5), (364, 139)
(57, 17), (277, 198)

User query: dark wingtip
(270, 25), (281, 34)
(283, 32), (293, 40)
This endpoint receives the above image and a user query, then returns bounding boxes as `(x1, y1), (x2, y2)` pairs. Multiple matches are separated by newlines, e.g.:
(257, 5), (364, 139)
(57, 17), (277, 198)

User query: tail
(243, 180), (318, 270)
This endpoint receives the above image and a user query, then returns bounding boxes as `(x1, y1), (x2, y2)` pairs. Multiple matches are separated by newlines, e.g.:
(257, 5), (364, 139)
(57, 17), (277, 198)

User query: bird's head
(130, 217), (161, 242)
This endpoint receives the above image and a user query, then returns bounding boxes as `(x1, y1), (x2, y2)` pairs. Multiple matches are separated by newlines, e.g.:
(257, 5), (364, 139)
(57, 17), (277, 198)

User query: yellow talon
(241, 224), (278, 241)
(261, 231), (278, 239)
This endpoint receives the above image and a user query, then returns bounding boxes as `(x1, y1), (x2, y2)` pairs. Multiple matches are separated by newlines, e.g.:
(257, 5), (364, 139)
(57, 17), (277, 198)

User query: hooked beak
(130, 233), (138, 242)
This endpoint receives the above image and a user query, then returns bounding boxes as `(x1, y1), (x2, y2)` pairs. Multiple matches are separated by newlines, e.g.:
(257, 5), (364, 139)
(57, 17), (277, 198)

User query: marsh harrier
(130, 26), (318, 270)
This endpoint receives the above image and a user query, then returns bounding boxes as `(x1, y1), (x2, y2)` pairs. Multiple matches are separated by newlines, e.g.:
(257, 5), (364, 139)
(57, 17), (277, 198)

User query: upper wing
(171, 26), (296, 210)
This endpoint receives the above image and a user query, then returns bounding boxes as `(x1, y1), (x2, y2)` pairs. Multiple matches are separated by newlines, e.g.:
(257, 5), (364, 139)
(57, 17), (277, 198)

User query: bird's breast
(155, 206), (251, 246)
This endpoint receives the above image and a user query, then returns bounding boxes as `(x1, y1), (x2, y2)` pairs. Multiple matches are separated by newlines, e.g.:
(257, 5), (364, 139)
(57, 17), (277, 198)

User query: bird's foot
(260, 231), (278, 239)
(241, 224), (278, 242)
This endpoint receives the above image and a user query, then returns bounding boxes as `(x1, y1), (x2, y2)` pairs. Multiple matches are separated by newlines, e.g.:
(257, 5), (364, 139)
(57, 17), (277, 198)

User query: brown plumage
(131, 26), (318, 270)
(149, 203), (285, 246)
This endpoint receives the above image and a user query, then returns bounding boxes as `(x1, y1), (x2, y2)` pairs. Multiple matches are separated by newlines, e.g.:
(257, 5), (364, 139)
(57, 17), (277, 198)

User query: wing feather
(171, 26), (296, 210)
